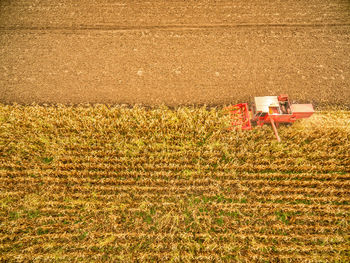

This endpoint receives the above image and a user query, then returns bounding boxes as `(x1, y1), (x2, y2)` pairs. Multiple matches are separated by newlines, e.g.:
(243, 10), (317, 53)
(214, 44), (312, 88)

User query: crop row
(2, 171), (349, 184)
(1, 234), (348, 262)
(1, 199), (348, 218)
(1, 234), (347, 251)
(2, 183), (349, 201)
(2, 163), (349, 174)
(2, 174), (350, 188)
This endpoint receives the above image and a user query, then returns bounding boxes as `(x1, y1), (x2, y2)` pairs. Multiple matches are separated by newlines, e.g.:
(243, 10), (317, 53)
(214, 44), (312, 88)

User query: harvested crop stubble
(0, 104), (349, 262)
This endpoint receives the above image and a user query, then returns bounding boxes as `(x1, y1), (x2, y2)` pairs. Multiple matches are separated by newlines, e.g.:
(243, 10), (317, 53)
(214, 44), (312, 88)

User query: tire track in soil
(1, 23), (350, 31)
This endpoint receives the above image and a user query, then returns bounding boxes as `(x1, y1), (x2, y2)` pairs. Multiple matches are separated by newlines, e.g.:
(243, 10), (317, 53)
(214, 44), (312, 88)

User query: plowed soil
(0, 0), (350, 106)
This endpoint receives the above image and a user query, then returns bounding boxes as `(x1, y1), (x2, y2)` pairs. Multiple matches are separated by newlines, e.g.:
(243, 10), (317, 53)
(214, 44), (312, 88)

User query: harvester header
(225, 95), (314, 142)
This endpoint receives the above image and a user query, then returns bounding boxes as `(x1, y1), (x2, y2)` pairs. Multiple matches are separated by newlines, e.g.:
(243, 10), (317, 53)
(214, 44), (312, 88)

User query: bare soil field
(0, 0), (350, 107)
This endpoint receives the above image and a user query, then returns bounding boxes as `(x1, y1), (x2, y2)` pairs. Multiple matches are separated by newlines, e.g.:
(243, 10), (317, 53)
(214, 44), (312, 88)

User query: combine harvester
(226, 95), (314, 142)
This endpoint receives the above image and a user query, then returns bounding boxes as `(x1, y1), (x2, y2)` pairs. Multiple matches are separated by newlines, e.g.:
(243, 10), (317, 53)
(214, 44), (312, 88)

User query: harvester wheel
(250, 120), (258, 127)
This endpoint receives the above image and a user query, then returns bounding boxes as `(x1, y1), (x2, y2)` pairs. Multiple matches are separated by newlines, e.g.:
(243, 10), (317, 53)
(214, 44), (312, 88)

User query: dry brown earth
(0, 0), (350, 106)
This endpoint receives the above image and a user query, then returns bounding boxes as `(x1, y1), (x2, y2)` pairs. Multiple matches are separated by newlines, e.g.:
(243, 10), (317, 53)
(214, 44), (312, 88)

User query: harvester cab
(225, 94), (314, 142)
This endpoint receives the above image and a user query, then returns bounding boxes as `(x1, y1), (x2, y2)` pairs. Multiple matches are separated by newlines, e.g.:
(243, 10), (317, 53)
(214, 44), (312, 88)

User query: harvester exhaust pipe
(270, 118), (281, 142)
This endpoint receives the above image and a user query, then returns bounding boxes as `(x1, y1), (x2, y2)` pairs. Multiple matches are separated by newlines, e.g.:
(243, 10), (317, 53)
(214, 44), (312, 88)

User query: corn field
(0, 104), (349, 262)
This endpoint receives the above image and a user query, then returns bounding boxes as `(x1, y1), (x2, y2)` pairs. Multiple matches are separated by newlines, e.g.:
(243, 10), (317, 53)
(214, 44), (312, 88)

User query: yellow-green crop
(0, 104), (349, 262)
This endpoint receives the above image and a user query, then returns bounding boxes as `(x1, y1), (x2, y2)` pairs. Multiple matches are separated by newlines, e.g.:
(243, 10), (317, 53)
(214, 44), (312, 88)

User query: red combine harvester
(225, 95), (314, 142)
